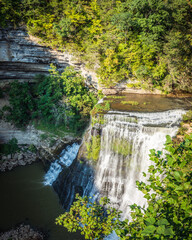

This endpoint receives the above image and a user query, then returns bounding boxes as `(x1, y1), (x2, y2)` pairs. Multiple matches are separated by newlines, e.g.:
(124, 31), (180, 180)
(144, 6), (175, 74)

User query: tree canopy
(1, 0), (192, 92)
(2, 66), (97, 134)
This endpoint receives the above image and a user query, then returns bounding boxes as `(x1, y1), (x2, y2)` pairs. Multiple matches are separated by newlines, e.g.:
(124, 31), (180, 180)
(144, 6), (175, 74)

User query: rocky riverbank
(0, 135), (81, 172)
(0, 147), (38, 172)
(0, 114), (82, 172)
(0, 224), (44, 240)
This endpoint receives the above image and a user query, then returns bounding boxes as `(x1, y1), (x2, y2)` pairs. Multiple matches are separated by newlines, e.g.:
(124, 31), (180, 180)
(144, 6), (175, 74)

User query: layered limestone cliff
(0, 28), (162, 94)
(0, 29), (85, 167)
(0, 28), (98, 88)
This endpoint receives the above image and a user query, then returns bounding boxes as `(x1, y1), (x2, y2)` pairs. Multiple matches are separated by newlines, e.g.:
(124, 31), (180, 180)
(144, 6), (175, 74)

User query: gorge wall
(0, 27), (92, 169)
(0, 28), (98, 89)
(0, 28), (163, 95)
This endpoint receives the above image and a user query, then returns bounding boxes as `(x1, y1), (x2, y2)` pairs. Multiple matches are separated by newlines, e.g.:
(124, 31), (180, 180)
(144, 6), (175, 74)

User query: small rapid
(44, 143), (80, 186)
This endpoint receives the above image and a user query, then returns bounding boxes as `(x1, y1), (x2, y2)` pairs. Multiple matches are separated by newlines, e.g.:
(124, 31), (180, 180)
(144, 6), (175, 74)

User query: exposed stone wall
(0, 28), (98, 88)
(0, 28), (164, 95)
(0, 120), (43, 145)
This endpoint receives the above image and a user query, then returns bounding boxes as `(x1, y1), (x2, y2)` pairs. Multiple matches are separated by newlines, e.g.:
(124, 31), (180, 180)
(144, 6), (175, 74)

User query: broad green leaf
(145, 217), (156, 226)
(157, 225), (166, 235)
(175, 185), (183, 191)
(174, 171), (181, 181)
(164, 228), (174, 236)
(166, 135), (172, 144)
(157, 219), (169, 226)
(184, 182), (190, 190)
(143, 172), (147, 177)
(167, 198), (175, 204)
(141, 225), (156, 235)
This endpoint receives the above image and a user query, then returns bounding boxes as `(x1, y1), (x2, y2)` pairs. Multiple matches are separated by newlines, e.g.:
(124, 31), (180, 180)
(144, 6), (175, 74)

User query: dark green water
(0, 162), (83, 240)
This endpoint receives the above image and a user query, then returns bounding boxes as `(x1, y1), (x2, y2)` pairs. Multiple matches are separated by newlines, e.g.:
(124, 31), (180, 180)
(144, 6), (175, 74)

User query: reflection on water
(0, 162), (83, 240)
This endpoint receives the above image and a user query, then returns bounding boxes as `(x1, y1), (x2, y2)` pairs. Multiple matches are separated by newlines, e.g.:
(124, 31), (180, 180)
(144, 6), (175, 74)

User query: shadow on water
(0, 162), (84, 240)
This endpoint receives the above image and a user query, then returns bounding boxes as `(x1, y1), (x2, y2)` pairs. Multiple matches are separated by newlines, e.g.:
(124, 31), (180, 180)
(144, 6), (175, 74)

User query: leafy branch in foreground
(56, 195), (121, 240)
(119, 134), (192, 239)
(56, 134), (192, 239)
(2, 0), (192, 92)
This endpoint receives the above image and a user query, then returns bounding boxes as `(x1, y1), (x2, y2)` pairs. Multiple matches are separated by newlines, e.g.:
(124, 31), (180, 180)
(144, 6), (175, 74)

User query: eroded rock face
(0, 28), (163, 94)
(52, 128), (97, 210)
(0, 28), (98, 88)
(0, 120), (43, 145)
(53, 158), (95, 210)
(0, 149), (38, 172)
(0, 117), (83, 171)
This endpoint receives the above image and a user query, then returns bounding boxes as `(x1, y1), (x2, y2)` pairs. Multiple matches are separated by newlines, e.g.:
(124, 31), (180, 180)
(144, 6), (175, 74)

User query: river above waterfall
(106, 93), (192, 112)
(0, 162), (84, 240)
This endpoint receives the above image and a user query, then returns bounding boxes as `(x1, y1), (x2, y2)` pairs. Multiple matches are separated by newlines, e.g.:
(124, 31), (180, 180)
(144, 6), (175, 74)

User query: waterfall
(44, 143), (80, 186)
(44, 108), (185, 219)
(95, 109), (185, 218)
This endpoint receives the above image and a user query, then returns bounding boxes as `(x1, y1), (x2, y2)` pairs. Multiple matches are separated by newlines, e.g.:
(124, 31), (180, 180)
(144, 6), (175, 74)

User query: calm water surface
(107, 94), (192, 112)
(0, 162), (83, 240)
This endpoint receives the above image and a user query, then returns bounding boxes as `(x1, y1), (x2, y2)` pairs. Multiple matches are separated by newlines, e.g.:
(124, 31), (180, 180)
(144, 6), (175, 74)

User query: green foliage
(176, 110), (192, 137)
(40, 133), (48, 141)
(1, 0), (191, 92)
(127, 82), (142, 89)
(97, 90), (104, 100)
(0, 138), (19, 157)
(182, 110), (192, 122)
(3, 81), (34, 127)
(35, 119), (85, 138)
(28, 144), (37, 153)
(91, 114), (105, 126)
(58, 134), (192, 239)
(34, 66), (97, 122)
(56, 194), (121, 240)
(118, 134), (192, 239)
(59, 66), (98, 117)
(0, 0), (22, 27)
(85, 135), (101, 161)
(111, 139), (133, 156)
(90, 102), (110, 117)
(177, 125), (188, 136)
(106, 95), (125, 99)
(4, 66), (97, 135)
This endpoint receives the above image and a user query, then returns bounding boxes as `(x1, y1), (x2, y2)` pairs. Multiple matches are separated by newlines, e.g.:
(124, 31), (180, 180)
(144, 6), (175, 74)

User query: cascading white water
(95, 109), (186, 218)
(44, 143), (80, 186)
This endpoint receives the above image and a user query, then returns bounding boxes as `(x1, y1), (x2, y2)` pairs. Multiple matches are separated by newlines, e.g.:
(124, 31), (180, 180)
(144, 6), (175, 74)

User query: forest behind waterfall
(1, 0), (192, 93)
